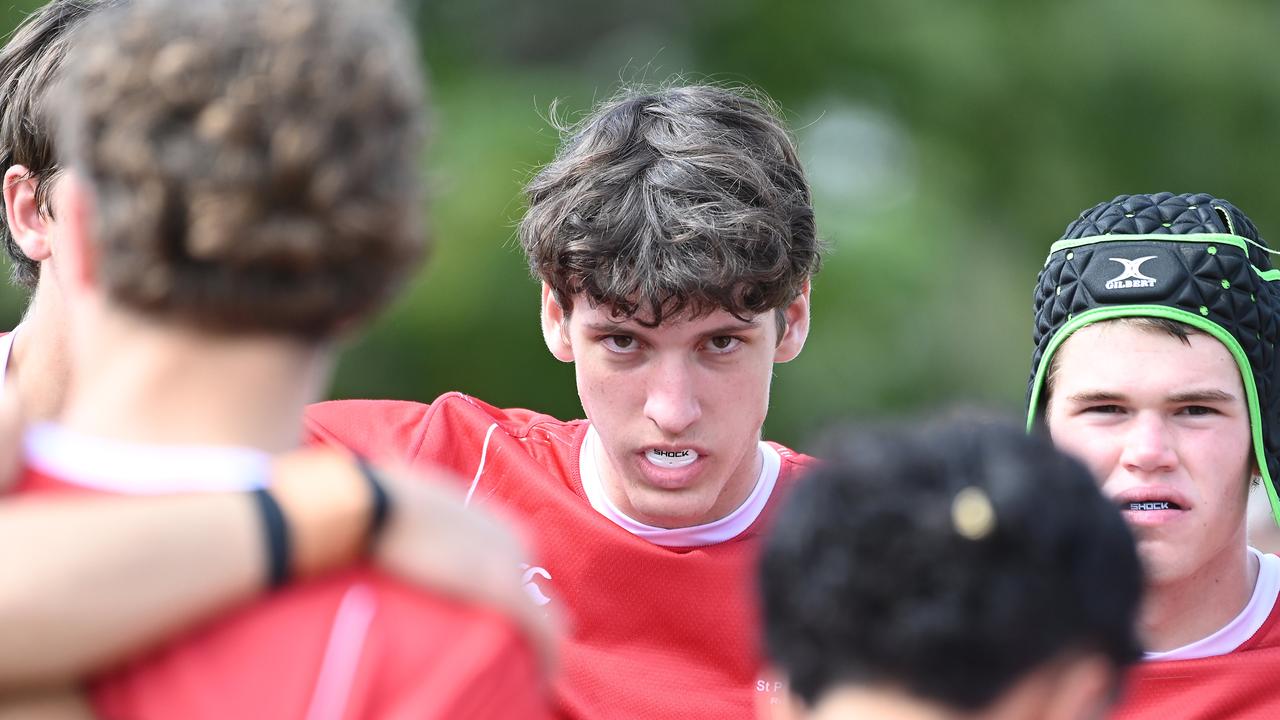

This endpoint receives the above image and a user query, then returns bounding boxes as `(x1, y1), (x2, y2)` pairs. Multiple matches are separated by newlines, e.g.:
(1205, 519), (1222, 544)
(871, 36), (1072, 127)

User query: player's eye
(704, 336), (742, 354)
(601, 335), (639, 353)
(1084, 404), (1125, 415)
(1178, 405), (1217, 417)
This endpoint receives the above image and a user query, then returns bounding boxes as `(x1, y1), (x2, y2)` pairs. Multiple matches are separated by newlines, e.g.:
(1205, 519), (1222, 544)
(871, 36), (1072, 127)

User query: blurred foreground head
(761, 419), (1142, 720)
(55, 0), (428, 340)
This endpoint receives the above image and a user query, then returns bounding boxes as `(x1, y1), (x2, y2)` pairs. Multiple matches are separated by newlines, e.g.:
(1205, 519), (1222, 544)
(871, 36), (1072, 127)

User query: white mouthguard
(646, 448), (699, 468)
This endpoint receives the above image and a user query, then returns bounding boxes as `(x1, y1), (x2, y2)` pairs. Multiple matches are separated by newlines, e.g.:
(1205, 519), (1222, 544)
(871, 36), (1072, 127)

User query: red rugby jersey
(17, 424), (548, 720)
(305, 393), (815, 720)
(1109, 558), (1280, 720)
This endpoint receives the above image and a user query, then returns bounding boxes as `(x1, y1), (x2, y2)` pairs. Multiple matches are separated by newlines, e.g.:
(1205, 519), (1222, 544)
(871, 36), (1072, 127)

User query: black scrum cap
(1027, 192), (1280, 525)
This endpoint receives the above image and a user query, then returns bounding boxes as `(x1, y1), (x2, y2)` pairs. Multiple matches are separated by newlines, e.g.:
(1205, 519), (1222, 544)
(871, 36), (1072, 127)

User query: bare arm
(0, 493), (263, 691)
(0, 450), (368, 690)
(0, 450), (553, 692)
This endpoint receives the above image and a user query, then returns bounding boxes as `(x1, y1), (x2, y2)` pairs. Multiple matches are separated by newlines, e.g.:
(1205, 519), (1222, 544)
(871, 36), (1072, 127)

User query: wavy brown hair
(519, 84), (821, 327)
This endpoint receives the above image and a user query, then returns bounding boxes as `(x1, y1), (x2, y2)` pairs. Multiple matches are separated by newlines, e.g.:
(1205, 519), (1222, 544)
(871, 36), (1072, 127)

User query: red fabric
(1110, 578), (1280, 720)
(16, 464), (549, 720)
(305, 393), (814, 720)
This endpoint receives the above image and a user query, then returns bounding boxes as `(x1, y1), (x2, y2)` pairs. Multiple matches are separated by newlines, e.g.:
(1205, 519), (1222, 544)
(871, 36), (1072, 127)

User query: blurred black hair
(760, 416), (1142, 710)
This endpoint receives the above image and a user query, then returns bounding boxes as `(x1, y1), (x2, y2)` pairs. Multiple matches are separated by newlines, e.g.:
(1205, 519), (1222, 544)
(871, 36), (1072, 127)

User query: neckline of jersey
(577, 424), (780, 548)
(1145, 548), (1280, 661)
(23, 422), (272, 494)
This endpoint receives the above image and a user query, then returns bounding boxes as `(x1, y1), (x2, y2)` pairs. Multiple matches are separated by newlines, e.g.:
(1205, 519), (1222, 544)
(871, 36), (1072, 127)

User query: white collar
(1145, 548), (1280, 661)
(578, 424), (779, 548)
(23, 422), (272, 494)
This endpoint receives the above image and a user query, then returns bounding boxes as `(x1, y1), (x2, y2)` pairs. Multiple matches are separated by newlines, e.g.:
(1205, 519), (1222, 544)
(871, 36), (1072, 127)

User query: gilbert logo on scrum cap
(1077, 244), (1184, 302)
(1105, 256), (1159, 289)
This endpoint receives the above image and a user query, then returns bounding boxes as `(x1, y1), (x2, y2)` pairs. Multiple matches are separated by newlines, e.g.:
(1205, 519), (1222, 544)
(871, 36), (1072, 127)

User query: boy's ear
(541, 284), (574, 362)
(773, 280), (811, 363)
(4, 165), (54, 263)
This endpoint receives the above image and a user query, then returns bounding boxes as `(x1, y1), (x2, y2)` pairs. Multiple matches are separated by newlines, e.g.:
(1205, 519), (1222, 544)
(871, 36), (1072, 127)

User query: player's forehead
(574, 300), (767, 337)
(1053, 321), (1241, 395)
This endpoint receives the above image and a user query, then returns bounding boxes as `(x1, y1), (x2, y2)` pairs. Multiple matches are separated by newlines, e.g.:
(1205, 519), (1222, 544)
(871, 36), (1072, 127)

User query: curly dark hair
(518, 84), (821, 327)
(761, 417), (1142, 710)
(0, 0), (124, 289)
(56, 0), (428, 339)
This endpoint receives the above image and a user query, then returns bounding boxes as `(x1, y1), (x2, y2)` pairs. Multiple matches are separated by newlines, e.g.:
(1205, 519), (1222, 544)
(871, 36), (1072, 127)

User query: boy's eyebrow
(1064, 390), (1127, 404)
(582, 321), (635, 335)
(1166, 389), (1238, 404)
(700, 319), (762, 336)
(581, 317), (763, 335)
(1065, 389), (1239, 404)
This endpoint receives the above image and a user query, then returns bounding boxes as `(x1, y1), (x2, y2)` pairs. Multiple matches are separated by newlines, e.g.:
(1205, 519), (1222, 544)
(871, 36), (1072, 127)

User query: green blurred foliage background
(3, 0), (1279, 450)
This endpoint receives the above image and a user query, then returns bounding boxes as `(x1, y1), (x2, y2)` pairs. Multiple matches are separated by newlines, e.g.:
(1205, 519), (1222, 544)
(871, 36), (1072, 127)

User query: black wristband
(253, 488), (290, 588)
(355, 456), (392, 545)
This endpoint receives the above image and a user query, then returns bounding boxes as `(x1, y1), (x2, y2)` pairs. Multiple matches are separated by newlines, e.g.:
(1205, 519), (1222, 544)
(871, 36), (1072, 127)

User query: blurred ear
(52, 172), (99, 295)
(773, 280), (811, 363)
(4, 165), (54, 263)
(540, 283), (574, 363)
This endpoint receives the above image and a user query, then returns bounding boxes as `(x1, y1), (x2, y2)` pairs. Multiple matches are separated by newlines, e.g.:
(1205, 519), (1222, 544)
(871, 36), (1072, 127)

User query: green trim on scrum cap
(1026, 305), (1279, 526)
(1048, 232), (1250, 255)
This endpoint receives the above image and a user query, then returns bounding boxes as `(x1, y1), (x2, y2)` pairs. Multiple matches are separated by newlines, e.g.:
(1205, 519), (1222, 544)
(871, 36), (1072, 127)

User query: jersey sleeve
(304, 400), (434, 466)
(303, 398), (477, 492)
(304, 394), (551, 494)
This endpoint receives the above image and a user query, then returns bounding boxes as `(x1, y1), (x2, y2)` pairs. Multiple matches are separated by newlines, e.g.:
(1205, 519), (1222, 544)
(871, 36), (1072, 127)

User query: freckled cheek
(578, 366), (649, 419)
(575, 364), (615, 409)
(1191, 436), (1251, 504)
(704, 367), (771, 426)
